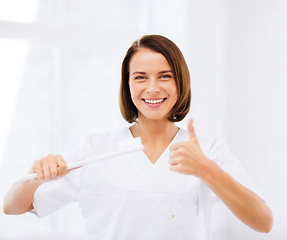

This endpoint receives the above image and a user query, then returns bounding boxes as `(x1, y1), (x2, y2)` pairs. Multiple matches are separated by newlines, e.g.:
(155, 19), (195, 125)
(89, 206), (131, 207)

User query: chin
(140, 113), (171, 121)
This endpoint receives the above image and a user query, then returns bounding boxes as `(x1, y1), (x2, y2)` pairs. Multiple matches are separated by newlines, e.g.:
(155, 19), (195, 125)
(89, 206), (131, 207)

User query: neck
(130, 116), (178, 146)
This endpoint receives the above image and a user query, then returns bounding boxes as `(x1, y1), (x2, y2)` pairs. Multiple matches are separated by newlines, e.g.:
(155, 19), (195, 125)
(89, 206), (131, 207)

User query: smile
(142, 98), (167, 104)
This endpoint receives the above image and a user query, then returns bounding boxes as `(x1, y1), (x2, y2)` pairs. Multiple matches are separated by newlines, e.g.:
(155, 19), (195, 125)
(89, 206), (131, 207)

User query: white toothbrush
(21, 137), (144, 181)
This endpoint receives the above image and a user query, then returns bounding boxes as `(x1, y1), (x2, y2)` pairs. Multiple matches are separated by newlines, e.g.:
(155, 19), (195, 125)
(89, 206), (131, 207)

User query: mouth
(141, 98), (167, 106)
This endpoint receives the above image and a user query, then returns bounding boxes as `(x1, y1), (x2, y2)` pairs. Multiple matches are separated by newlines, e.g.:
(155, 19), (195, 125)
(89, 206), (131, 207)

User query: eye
(133, 75), (147, 82)
(160, 74), (172, 80)
(135, 76), (146, 80)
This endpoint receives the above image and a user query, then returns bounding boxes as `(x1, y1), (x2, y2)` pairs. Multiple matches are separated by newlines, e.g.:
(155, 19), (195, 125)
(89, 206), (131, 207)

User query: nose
(146, 78), (160, 94)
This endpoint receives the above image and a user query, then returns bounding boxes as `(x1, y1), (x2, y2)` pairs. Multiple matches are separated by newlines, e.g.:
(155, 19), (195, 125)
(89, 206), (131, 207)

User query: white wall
(0, 0), (286, 239)
(224, 0), (287, 239)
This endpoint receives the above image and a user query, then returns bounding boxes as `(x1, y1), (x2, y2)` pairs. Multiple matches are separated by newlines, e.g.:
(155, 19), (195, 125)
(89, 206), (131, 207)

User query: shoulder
(84, 127), (130, 145)
(78, 127), (131, 157)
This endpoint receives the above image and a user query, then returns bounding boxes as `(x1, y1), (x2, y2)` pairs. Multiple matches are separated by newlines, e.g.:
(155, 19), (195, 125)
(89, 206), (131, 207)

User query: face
(129, 48), (178, 121)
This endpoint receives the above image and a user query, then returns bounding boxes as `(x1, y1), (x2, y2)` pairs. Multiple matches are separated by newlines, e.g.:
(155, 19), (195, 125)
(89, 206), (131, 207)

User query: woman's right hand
(4, 154), (72, 215)
(29, 154), (71, 181)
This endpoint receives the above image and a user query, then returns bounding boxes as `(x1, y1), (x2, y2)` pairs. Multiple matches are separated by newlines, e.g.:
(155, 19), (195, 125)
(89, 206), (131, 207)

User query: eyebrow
(159, 70), (173, 74)
(131, 71), (146, 76)
(131, 70), (173, 76)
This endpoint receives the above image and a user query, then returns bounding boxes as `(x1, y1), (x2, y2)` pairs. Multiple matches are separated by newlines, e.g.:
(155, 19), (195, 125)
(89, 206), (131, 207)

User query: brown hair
(119, 35), (191, 123)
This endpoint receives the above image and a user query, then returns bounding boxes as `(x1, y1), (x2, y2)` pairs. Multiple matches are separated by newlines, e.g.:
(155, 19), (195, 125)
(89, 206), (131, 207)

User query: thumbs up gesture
(169, 119), (210, 178)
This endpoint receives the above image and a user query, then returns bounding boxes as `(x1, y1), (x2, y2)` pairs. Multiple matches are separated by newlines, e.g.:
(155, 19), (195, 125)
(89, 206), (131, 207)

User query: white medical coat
(32, 127), (261, 240)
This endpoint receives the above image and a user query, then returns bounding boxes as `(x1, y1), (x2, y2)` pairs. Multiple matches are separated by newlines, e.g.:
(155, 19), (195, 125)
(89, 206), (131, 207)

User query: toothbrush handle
(20, 161), (83, 181)
(21, 172), (39, 181)
(21, 145), (143, 181)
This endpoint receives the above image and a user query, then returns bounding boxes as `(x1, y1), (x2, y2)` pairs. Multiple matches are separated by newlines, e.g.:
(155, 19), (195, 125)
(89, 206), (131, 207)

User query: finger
(188, 118), (198, 144)
(169, 142), (182, 151)
(169, 149), (181, 158)
(33, 160), (44, 179)
(170, 163), (183, 173)
(42, 156), (53, 179)
(49, 157), (58, 178)
(56, 155), (67, 176)
(169, 155), (180, 165)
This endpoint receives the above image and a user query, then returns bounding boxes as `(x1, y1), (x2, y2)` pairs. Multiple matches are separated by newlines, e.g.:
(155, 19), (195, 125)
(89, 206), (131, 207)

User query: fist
(169, 119), (210, 178)
(30, 154), (69, 181)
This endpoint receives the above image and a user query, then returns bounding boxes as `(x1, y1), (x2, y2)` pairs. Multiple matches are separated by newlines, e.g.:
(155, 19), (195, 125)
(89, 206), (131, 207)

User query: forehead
(129, 48), (171, 72)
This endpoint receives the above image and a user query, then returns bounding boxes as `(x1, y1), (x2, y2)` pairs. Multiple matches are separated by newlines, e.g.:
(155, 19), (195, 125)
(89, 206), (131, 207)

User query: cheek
(168, 81), (178, 101)
(129, 83), (135, 98)
(129, 82), (141, 99)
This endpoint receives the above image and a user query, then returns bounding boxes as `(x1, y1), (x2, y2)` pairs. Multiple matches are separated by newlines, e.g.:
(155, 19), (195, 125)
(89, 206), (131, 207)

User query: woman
(3, 35), (273, 239)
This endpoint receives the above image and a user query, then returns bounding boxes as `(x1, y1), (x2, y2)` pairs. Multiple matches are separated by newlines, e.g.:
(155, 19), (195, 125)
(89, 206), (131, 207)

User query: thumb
(188, 118), (198, 143)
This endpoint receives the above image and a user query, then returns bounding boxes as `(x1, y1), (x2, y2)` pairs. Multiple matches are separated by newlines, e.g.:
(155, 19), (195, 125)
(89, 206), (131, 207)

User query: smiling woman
(3, 34), (273, 240)
(119, 35), (191, 123)
(129, 48), (178, 120)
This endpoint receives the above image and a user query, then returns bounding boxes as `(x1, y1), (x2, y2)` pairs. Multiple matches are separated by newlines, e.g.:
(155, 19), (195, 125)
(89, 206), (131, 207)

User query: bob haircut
(119, 35), (191, 123)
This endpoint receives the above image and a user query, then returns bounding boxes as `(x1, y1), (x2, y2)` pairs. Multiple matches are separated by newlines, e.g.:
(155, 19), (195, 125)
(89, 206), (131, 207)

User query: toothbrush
(21, 137), (144, 181)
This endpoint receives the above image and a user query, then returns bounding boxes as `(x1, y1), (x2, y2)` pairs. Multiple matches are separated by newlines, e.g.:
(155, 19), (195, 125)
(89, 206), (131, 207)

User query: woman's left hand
(170, 119), (273, 233)
(169, 119), (211, 178)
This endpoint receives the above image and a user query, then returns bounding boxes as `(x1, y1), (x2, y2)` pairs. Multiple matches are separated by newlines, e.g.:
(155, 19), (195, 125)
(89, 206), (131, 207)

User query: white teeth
(144, 98), (165, 104)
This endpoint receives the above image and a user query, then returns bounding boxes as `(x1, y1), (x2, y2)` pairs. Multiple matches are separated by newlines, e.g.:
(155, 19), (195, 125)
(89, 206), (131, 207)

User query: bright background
(0, 0), (286, 239)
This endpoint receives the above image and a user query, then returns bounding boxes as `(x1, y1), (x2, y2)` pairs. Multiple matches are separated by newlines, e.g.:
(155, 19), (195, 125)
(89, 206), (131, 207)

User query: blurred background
(0, 0), (286, 239)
